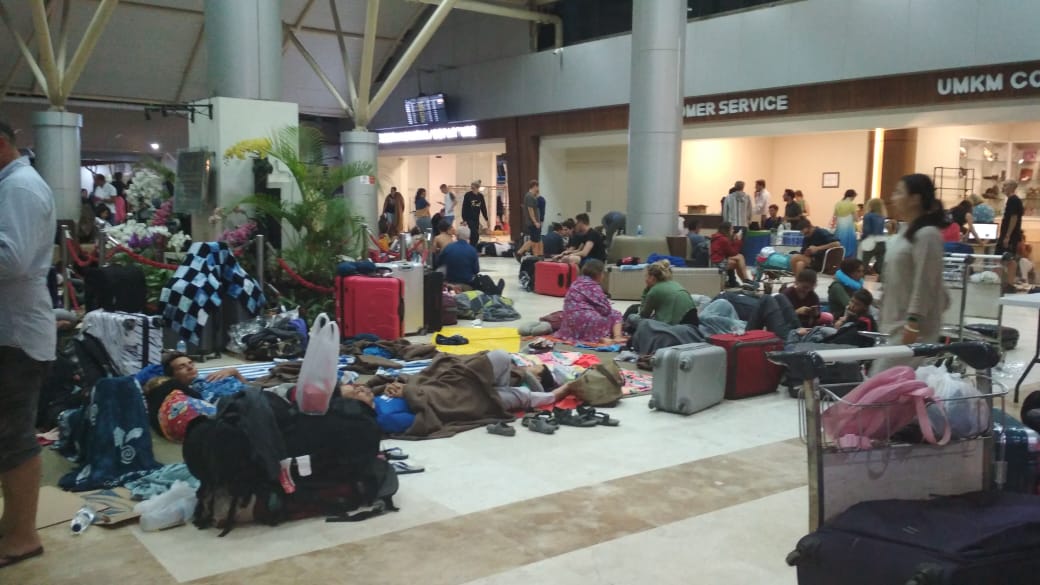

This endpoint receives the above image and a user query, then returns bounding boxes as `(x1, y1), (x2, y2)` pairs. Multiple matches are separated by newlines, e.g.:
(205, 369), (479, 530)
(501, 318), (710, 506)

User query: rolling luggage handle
(766, 341), (1003, 531)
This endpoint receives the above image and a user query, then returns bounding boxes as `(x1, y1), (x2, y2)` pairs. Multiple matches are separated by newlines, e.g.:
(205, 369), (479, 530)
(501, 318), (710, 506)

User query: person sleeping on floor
(345, 350), (576, 435)
(143, 352), (252, 442)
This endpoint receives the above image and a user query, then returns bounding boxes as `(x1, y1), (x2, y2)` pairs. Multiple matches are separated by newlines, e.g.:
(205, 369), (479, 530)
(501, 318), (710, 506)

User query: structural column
(204, 0), (283, 100)
(341, 131), (380, 230)
(32, 111), (82, 222)
(626, 0), (686, 237)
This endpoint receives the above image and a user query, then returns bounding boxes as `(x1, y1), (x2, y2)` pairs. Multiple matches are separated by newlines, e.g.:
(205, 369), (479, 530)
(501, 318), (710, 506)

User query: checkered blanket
(160, 242), (266, 345)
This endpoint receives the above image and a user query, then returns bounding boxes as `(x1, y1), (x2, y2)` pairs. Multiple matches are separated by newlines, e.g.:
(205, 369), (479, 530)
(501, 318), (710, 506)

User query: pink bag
(821, 366), (951, 449)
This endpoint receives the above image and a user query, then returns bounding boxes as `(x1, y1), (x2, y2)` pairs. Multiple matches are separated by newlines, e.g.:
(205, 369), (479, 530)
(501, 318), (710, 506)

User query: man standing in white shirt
(91, 173), (117, 215)
(440, 183), (456, 227)
(0, 120), (55, 569)
(753, 179), (771, 227)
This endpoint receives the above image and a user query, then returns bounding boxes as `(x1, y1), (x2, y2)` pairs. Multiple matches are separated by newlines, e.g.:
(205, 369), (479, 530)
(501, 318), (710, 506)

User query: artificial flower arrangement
(107, 220), (191, 254)
(125, 167), (166, 214)
(224, 138), (273, 161)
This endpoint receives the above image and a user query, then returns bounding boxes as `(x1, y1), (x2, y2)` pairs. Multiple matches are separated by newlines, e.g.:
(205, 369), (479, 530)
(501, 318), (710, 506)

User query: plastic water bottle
(636, 224), (643, 236)
(176, 339), (187, 353)
(70, 505), (96, 534)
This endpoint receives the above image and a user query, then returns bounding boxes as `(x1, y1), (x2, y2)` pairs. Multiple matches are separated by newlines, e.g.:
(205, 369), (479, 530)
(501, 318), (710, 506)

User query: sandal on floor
(553, 408), (598, 428)
(578, 406), (620, 427)
(487, 421), (516, 437)
(0, 546), (44, 570)
(390, 460), (425, 475)
(522, 412), (558, 435)
(383, 447), (409, 460)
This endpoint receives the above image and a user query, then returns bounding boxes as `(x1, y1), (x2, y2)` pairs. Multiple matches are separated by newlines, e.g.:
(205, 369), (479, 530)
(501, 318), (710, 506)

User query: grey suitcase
(648, 342), (727, 415)
(377, 261), (424, 334)
(82, 309), (163, 376)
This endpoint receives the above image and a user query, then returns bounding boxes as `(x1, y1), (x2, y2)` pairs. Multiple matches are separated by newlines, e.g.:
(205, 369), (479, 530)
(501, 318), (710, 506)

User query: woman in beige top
(873, 173), (949, 371)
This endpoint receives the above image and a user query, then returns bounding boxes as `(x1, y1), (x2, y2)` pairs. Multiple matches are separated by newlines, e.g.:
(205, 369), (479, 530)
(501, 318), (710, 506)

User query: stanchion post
(255, 234), (265, 292)
(96, 226), (107, 267)
(60, 225), (72, 310)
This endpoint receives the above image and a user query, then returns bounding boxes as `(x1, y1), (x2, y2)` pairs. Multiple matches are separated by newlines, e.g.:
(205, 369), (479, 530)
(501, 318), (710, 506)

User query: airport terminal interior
(2, 1), (1040, 584)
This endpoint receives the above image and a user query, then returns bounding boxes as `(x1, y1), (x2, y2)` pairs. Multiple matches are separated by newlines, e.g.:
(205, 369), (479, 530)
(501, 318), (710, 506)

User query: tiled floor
(15, 257), (1040, 584)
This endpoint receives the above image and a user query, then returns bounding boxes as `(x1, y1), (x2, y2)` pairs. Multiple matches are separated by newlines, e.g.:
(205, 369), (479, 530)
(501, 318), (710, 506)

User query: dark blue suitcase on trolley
(788, 491), (1040, 585)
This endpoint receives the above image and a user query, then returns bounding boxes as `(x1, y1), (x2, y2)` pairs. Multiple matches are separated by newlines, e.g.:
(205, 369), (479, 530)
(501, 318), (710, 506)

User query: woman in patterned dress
(556, 260), (625, 344)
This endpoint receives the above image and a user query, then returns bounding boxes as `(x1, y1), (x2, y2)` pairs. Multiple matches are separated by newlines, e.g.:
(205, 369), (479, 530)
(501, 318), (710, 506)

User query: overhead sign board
(377, 124), (478, 145)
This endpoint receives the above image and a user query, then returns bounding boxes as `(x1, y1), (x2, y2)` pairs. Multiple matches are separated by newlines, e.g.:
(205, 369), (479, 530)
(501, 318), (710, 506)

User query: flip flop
(390, 460), (425, 475)
(383, 447), (409, 461)
(486, 421), (516, 437)
(522, 412), (558, 435)
(578, 406), (620, 427)
(0, 546), (44, 570)
(553, 408), (598, 428)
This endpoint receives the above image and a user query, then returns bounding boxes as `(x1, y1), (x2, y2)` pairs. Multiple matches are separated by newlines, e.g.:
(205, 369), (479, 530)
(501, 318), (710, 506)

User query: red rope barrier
(64, 239), (98, 268)
(276, 257), (334, 294)
(64, 279), (80, 311)
(113, 245), (179, 271)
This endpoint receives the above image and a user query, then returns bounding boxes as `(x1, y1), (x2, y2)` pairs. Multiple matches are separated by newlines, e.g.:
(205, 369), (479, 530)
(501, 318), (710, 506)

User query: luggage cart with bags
(941, 252), (1006, 342)
(766, 342), (1040, 584)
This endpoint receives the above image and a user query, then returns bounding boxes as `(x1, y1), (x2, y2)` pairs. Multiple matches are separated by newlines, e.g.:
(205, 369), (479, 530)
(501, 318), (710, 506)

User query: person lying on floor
(141, 353), (250, 442)
(350, 351), (575, 436)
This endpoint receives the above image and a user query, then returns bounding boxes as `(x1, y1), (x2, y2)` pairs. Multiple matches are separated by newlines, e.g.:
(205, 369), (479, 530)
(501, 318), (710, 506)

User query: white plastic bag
(134, 480), (197, 532)
(297, 313), (340, 415)
(916, 364), (990, 440)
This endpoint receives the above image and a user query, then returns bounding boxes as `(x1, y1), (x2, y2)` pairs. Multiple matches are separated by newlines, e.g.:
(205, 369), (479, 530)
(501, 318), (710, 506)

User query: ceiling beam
(115, 0), (397, 42)
(367, 0), (460, 122)
(60, 0), (119, 106)
(286, 28), (352, 116)
(404, 0), (562, 47)
(174, 22), (204, 103)
(56, 0), (71, 71)
(374, 4), (426, 84)
(328, 0), (358, 108)
(0, 2), (52, 97)
(281, 0), (316, 51)
(29, 0), (62, 102)
(354, 0), (381, 127)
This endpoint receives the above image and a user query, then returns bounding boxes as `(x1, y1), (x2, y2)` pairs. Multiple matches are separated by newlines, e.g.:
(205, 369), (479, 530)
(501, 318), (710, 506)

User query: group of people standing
(381, 181), (504, 249)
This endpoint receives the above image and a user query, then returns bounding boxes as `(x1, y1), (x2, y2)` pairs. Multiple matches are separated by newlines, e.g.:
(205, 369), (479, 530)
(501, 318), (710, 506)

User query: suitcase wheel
(648, 398), (656, 410)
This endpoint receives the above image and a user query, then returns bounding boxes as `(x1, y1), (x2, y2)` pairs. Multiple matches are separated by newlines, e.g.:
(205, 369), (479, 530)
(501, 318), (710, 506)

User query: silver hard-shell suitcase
(82, 309), (163, 376)
(377, 262), (424, 334)
(649, 342), (727, 415)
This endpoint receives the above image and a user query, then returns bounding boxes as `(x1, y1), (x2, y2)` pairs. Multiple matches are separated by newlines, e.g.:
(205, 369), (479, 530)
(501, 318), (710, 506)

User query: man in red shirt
(710, 222), (751, 284)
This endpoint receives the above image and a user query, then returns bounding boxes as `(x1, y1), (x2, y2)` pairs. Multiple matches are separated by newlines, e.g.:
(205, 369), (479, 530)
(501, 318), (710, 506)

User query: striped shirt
(723, 191), (752, 228)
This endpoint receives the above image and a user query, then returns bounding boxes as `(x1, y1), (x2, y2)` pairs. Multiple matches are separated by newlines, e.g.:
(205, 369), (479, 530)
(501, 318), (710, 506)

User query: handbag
(917, 364), (990, 440)
(572, 360), (624, 406)
(296, 313), (341, 415)
(821, 366), (951, 449)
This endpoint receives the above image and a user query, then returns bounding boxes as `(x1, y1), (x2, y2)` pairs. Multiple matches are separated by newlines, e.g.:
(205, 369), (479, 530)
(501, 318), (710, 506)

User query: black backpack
(242, 326), (305, 360)
(84, 265), (147, 313)
(518, 256), (539, 292)
(37, 344), (85, 429)
(185, 391), (396, 536)
(70, 332), (119, 394)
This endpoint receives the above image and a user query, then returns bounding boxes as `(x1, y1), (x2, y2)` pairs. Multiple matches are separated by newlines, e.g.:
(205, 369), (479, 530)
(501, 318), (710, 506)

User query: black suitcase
(789, 491), (1040, 585)
(423, 270), (445, 333)
(964, 323), (1019, 350)
(783, 342), (864, 398)
(84, 265), (147, 313)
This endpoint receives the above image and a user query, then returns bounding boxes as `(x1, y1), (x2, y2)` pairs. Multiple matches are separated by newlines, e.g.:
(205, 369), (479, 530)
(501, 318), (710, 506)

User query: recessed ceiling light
(150, 142), (160, 151)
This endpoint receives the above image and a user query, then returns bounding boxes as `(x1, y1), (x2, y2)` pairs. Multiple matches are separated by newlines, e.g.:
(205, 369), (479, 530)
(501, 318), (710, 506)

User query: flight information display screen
(405, 93), (447, 125)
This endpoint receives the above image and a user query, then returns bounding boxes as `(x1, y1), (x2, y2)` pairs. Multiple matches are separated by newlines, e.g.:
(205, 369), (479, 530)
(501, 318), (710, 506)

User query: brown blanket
(394, 353), (511, 440)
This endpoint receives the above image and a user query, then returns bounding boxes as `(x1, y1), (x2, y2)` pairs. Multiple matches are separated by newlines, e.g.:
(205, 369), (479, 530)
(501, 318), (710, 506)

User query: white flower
(125, 168), (167, 213)
(167, 232), (192, 251)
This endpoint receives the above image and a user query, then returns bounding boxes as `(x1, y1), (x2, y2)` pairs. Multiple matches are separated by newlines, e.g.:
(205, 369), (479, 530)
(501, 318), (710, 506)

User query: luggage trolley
(768, 342), (1007, 531)
(942, 252), (1006, 341)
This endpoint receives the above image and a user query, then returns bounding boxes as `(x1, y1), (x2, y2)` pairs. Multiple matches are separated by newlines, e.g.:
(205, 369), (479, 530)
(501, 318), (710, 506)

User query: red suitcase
(334, 275), (403, 340)
(708, 330), (784, 399)
(534, 262), (578, 297)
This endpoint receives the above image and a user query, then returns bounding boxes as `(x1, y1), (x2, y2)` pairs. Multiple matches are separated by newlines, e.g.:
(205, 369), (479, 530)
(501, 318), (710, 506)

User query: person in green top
(827, 257), (866, 318)
(638, 260), (696, 325)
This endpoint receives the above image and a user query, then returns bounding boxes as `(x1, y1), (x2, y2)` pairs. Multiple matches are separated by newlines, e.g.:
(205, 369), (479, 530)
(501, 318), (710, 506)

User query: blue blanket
(59, 376), (161, 492)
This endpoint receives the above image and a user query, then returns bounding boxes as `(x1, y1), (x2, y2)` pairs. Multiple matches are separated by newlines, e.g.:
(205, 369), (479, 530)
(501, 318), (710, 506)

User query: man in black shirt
(999, 181), (1024, 291)
(789, 219), (840, 275)
(552, 213), (606, 265)
(461, 181), (488, 247)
